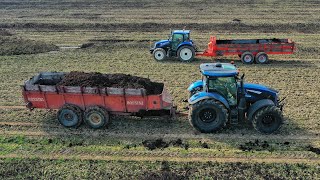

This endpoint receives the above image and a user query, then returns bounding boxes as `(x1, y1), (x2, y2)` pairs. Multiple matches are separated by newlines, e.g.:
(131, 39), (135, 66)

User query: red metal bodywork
(196, 36), (295, 57)
(21, 73), (173, 116)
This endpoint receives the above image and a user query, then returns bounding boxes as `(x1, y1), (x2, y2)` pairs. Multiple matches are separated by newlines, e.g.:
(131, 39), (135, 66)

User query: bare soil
(0, 29), (13, 36)
(1, 22), (319, 33)
(55, 71), (164, 95)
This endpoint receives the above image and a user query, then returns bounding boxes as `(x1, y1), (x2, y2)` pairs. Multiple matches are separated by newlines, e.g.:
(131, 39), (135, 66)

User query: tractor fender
(177, 42), (194, 50)
(187, 80), (203, 92)
(247, 99), (275, 122)
(188, 91), (230, 110)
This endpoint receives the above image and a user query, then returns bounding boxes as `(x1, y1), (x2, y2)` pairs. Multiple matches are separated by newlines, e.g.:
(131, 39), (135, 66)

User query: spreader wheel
(178, 46), (195, 62)
(255, 52), (269, 64)
(153, 48), (167, 61)
(57, 104), (83, 128)
(252, 106), (283, 134)
(84, 106), (110, 129)
(240, 52), (254, 64)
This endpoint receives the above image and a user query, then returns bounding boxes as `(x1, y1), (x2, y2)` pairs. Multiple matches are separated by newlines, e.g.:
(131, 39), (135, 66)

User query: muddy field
(0, 0), (320, 178)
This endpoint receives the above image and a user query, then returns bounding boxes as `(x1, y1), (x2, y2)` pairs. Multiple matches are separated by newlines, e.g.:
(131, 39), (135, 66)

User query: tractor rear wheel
(178, 46), (195, 62)
(240, 52), (254, 64)
(84, 106), (110, 129)
(252, 106), (283, 134)
(189, 99), (228, 133)
(255, 52), (269, 64)
(57, 104), (83, 128)
(153, 48), (167, 61)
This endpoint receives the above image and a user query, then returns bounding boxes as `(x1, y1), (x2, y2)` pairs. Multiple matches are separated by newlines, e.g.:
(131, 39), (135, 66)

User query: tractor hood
(154, 40), (170, 48)
(244, 83), (279, 103)
(244, 83), (278, 95)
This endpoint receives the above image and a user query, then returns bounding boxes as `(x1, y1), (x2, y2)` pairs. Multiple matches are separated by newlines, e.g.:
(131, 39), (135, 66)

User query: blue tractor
(150, 30), (196, 62)
(188, 63), (284, 134)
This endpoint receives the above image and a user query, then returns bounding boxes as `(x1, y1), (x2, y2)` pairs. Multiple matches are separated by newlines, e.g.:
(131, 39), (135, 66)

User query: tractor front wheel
(178, 46), (195, 62)
(252, 106), (283, 134)
(189, 99), (228, 133)
(153, 48), (167, 61)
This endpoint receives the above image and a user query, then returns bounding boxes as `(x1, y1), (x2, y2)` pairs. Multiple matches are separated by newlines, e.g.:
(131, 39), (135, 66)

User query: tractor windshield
(207, 77), (237, 106)
(172, 33), (183, 42)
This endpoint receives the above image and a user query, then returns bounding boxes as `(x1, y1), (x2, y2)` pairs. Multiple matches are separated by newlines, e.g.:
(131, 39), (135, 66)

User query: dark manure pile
(239, 139), (270, 151)
(57, 71), (164, 95)
(307, 145), (320, 155)
(0, 30), (58, 56)
(142, 138), (189, 150)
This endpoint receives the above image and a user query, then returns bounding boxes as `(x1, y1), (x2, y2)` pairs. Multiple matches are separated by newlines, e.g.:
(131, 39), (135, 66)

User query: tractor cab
(150, 30), (196, 62)
(169, 30), (191, 51)
(200, 63), (239, 106)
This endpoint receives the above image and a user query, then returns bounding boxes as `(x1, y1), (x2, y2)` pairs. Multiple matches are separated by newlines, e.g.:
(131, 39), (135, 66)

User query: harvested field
(0, 0), (320, 178)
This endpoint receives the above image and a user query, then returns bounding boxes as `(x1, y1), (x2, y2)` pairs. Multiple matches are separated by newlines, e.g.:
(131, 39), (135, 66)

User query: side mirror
(241, 73), (245, 80)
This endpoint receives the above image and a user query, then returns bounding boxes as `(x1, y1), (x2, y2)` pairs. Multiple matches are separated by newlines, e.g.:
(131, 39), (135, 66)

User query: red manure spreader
(22, 72), (175, 129)
(197, 36), (295, 64)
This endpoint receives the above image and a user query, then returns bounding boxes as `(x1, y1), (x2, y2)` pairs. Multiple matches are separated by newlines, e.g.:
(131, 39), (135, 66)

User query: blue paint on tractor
(187, 80), (203, 92)
(200, 63), (239, 77)
(244, 83), (279, 104)
(154, 40), (170, 49)
(188, 91), (230, 110)
(177, 41), (194, 50)
(172, 30), (190, 34)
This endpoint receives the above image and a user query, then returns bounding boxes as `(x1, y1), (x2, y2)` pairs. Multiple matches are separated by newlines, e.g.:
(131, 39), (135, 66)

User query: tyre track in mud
(0, 154), (319, 164)
(0, 122), (319, 142)
(0, 106), (25, 109)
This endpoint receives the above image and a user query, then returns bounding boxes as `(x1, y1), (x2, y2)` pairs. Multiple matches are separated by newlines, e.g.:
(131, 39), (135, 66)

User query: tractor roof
(200, 63), (239, 77)
(173, 30), (190, 34)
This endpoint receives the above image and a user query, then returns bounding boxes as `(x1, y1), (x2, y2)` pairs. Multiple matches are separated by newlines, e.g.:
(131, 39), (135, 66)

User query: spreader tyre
(153, 48), (167, 61)
(241, 52), (254, 64)
(57, 104), (83, 128)
(255, 52), (269, 64)
(84, 106), (110, 129)
(178, 46), (195, 62)
(189, 99), (228, 133)
(252, 106), (283, 134)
